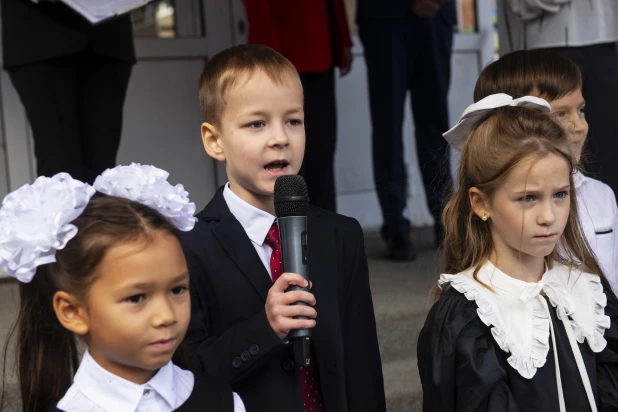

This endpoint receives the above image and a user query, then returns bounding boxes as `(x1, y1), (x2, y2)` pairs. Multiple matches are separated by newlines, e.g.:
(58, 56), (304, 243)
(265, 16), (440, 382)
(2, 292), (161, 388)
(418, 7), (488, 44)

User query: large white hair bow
(93, 163), (197, 232)
(0, 173), (95, 283)
(0, 164), (198, 283)
(443, 93), (551, 151)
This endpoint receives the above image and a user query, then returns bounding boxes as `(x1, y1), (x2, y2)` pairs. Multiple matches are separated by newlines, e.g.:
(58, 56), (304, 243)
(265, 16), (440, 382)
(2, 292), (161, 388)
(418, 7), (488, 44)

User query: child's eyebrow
(512, 185), (570, 195)
(242, 110), (268, 117)
(121, 272), (189, 290)
(553, 100), (586, 110)
(171, 272), (190, 283)
(284, 107), (304, 114)
(240, 107), (304, 117)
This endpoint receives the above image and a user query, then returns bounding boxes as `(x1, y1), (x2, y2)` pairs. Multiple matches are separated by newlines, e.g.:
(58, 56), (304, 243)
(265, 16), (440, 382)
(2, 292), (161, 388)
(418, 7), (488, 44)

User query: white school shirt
(500, 0), (618, 52)
(575, 171), (618, 293)
(223, 183), (277, 278)
(57, 350), (246, 412)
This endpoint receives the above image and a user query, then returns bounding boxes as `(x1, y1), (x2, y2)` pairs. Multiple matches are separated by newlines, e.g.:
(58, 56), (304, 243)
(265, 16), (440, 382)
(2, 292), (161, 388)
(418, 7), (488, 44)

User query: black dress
(417, 262), (618, 412)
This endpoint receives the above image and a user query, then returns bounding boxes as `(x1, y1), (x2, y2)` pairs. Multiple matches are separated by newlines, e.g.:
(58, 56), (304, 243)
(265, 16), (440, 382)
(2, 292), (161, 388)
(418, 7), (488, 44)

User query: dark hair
(440, 106), (605, 298)
(1, 194), (181, 412)
(473, 50), (582, 102)
(199, 44), (299, 126)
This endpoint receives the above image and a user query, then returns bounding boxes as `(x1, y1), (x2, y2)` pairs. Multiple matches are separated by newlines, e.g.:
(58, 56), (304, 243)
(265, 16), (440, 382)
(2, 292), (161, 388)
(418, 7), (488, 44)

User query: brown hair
(199, 44), (299, 126)
(1, 194), (186, 412)
(473, 50), (582, 102)
(441, 106), (605, 297)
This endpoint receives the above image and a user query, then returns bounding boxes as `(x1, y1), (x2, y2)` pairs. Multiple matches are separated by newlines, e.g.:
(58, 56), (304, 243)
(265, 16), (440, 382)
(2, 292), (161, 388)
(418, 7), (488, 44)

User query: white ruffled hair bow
(443, 93), (551, 151)
(0, 173), (95, 283)
(0, 164), (197, 283)
(93, 163), (197, 232)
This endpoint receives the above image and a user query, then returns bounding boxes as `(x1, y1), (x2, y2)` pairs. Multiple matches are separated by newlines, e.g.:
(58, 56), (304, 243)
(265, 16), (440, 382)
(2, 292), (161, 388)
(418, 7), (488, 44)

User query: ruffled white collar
(440, 261), (610, 379)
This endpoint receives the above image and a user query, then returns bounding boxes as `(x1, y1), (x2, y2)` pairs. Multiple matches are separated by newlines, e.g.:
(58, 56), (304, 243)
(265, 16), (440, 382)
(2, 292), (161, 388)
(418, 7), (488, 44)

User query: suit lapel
(202, 188), (273, 302)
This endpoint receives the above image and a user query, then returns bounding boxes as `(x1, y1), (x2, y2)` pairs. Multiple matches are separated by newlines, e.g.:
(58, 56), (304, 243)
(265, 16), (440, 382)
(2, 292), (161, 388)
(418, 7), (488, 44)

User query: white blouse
(575, 171), (618, 293)
(57, 350), (246, 412)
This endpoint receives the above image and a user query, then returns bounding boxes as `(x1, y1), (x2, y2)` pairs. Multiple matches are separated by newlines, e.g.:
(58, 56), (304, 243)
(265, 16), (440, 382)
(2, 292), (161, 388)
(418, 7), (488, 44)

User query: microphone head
(274, 175), (309, 217)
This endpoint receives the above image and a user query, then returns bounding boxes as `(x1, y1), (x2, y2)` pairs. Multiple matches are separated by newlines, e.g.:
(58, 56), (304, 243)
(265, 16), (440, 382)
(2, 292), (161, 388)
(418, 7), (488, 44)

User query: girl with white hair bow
(418, 95), (618, 412)
(0, 164), (245, 412)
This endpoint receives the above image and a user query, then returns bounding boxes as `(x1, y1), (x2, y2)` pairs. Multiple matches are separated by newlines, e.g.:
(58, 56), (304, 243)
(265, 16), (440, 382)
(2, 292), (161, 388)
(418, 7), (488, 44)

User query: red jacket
(242, 0), (352, 74)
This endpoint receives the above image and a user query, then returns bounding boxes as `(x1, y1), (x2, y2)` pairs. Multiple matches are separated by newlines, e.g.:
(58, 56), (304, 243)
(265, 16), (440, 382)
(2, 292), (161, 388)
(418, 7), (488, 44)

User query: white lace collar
(439, 261), (610, 379)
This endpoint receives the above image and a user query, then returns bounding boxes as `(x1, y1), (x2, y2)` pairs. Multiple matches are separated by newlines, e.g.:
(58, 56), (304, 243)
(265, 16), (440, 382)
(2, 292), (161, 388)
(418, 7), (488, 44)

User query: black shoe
(386, 233), (417, 261)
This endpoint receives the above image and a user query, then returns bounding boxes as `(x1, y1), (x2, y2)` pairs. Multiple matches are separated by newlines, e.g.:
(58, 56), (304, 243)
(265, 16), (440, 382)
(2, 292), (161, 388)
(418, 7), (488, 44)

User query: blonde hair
(198, 44), (299, 126)
(440, 106), (605, 297)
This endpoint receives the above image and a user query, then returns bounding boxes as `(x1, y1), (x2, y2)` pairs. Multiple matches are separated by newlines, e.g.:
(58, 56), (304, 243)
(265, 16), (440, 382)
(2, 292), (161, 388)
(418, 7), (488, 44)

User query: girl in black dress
(418, 95), (618, 411)
(0, 165), (245, 412)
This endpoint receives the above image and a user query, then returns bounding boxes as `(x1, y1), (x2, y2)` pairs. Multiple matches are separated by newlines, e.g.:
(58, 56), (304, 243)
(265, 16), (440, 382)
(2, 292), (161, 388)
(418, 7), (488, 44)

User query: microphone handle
(278, 216), (311, 340)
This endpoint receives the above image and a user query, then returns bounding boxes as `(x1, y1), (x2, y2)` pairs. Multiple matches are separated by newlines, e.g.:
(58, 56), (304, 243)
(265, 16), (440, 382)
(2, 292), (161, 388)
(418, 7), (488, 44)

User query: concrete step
(363, 228), (439, 412)
(1, 382), (20, 412)
(376, 312), (427, 364)
(383, 356), (423, 412)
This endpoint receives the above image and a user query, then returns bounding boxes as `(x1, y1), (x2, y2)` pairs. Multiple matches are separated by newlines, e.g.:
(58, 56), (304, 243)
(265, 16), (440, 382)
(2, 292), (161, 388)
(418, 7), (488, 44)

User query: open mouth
(264, 160), (289, 172)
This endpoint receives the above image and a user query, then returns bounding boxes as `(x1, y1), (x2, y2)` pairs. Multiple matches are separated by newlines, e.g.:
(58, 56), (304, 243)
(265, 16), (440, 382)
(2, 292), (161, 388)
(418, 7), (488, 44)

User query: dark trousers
(8, 49), (133, 184)
(543, 43), (618, 195)
(360, 13), (453, 239)
(298, 68), (338, 212)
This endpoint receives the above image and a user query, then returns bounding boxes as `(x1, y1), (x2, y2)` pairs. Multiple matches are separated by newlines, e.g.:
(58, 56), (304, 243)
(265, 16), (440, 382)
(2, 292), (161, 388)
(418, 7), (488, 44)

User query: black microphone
(274, 174), (312, 367)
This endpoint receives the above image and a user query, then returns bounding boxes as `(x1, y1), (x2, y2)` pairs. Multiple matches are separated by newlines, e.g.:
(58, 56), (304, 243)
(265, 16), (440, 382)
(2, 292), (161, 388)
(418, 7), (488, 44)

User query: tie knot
(265, 222), (280, 250)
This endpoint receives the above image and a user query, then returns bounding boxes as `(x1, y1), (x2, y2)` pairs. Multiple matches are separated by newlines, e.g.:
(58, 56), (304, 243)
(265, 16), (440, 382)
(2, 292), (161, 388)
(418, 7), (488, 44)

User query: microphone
(274, 174), (312, 367)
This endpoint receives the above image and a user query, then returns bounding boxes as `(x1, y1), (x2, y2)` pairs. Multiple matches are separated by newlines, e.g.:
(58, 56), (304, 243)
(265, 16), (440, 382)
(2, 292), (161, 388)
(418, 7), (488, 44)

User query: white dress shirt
(575, 171), (618, 293)
(223, 183), (277, 278)
(57, 350), (246, 412)
(500, 0), (618, 52)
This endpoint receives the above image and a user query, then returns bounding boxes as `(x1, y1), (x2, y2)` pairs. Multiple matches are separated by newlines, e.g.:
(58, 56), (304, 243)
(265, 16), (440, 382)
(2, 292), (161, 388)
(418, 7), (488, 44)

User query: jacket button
(232, 357), (242, 368)
(282, 359), (295, 373)
(240, 350), (250, 362)
(249, 344), (259, 356)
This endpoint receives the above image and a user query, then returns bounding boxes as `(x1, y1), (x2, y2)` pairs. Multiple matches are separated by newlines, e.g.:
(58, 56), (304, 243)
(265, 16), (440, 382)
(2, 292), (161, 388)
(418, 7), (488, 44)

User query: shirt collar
(573, 169), (587, 189)
(223, 182), (276, 245)
(73, 350), (177, 412)
(476, 260), (552, 302)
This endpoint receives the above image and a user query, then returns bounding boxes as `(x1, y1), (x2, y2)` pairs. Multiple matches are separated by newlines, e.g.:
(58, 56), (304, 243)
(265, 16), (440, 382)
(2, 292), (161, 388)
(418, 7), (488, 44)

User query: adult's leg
(77, 50), (133, 184)
(8, 56), (85, 179)
(360, 21), (413, 254)
(299, 68), (338, 212)
(546, 43), (618, 194)
(408, 12), (454, 246)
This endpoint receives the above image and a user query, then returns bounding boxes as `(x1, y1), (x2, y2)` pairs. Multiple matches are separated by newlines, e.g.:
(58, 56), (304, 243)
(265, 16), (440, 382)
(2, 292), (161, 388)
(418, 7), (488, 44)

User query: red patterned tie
(265, 222), (325, 412)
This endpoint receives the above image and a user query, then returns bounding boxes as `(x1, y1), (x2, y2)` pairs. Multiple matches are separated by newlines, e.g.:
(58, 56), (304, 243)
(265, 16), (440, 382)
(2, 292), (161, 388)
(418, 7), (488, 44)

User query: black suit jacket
(356, 0), (456, 25)
(179, 188), (386, 412)
(1, 0), (135, 68)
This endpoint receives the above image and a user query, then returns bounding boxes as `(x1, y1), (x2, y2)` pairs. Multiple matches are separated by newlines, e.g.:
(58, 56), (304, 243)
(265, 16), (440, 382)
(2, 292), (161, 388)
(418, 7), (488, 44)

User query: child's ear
(469, 187), (491, 220)
(201, 122), (226, 162)
(53, 291), (89, 336)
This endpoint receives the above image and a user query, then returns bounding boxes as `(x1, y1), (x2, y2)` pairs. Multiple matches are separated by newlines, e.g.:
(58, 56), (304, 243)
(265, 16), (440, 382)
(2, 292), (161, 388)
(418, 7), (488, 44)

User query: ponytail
(2, 266), (78, 412)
